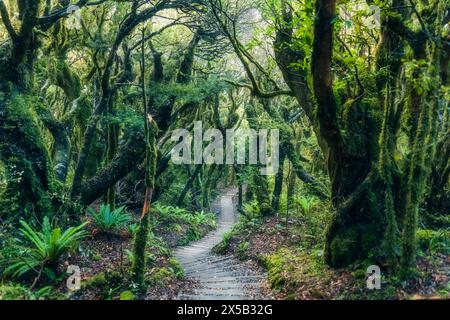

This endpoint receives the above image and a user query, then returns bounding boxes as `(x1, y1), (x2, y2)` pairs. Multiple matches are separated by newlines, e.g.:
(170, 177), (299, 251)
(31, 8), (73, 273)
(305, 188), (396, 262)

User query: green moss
(0, 93), (53, 218)
(131, 213), (150, 290)
(416, 229), (450, 254)
(213, 230), (234, 254)
(119, 290), (135, 300)
(82, 273), (107, 289)
(265, 248), (324, 292)
(0, 283), (35, 300)
(168, 258), (184, 279)
(149, 267), (177, 285)
(328, 227), (359, 267)
(0, 283), (62, 300)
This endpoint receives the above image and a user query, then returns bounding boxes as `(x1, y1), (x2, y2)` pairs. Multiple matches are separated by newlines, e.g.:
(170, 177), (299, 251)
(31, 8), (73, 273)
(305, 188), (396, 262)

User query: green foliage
(149, 76), (228, 107)
(213, 230), (234, 254)
(294, 195), (318, 216)
(88, 204), (131, 233)
(242, 199), (261, 218)
(289, 194), (329, 246)
(0, 283), (56, 300)
(149, 258), (184, 285)
(149, 267), (174, 285)
(128, 223), (139, 238)
(119, 290), (135, 300)
(148, 233), (170, 257)
(81, 270), (125, 300)
(3, 217), (88, 279)
(153, 203), (217, 245)
(236, 241), (250, 260)
(168, 258), (184, 279)
(416, 229), (450, 254)
(265, 248), (324, 292)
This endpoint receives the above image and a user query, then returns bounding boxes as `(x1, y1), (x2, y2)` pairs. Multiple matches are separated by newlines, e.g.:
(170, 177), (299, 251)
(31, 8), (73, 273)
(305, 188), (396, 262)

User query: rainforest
(0, 0), (449, 302)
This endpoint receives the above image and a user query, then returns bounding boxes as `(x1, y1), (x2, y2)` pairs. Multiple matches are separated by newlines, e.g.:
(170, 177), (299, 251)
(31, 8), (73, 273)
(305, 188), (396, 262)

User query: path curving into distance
(174, 188), (266, 300)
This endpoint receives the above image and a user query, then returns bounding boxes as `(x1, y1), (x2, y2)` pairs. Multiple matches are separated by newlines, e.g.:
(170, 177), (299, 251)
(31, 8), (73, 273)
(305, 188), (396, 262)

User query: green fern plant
(88, 204), (131, 233)
(243, 199), (261, 217)
(3, 217), (88, 278)
(295, 195), (318, 216)
(417, 229), (450, 254)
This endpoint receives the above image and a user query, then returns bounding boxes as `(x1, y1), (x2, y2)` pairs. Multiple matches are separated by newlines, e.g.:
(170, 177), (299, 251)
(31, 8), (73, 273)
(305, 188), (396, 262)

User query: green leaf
(119, 291), (135, 300)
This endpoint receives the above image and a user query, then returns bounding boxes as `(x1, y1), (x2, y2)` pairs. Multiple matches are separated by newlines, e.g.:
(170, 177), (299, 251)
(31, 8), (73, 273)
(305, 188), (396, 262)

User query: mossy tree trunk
(106, 95), (119, 210)
(271, 152), (285, 212)
(0, 1), (53, 217)
(132, 28), (158, 294)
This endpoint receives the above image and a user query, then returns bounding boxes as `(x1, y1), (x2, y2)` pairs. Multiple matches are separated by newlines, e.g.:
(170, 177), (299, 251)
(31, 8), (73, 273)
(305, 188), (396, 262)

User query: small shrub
(119, 290), (135, 300)
(416, 229), (450, 254)
(82, 270), (125, 299)
(88, 204), (131, 233)
(169, 258), (184, 279)
(294, 195), (318, 216)
(236, 241), (250, 260)
(243, 200), (261, 218)
(128, 223), (139, 238)
(153, 203), (216, 245)
(213, 231), (234, 254)
(0, 283), (54, 300)
(150, 267), (174, 285)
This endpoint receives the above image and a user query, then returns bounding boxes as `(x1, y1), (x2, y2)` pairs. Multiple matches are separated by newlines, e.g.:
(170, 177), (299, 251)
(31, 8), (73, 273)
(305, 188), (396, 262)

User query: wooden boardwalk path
(174, 188), (266, 300)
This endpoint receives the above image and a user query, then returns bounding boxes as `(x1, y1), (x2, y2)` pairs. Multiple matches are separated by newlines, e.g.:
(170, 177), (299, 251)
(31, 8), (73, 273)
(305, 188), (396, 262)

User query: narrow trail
(174, 188), (266, 300)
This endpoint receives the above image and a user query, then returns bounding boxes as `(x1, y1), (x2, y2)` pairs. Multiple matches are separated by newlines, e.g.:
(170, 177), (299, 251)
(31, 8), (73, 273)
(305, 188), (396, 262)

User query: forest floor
(67, 187), (273, 300)
(69, 202), (217, 300)
(2, 190), (446, 300)
(68, 189), (449, 300)
(216, 214), (449, 300)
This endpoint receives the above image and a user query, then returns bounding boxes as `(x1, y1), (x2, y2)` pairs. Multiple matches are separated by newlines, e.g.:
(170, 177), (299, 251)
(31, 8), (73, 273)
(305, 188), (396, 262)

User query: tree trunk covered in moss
(35, 105), (71, 182)
(245, 99), (273, 215)
(0, 1), (55, 217)
(286, 160), (296, 215)
(80, 128), (145, 205)
(275, 0), (375, 267)
(0, 93), (52, 217)
(132, 29), (159, 293)
(425, 40), (450, 217)
(0, 0), (40, 89)
(177, 165), (202, 207)
(281, 128), (327, 199)
(399, 1), (446, 275)
(106, 95), (119, 210)
(271, 153), (285, 212)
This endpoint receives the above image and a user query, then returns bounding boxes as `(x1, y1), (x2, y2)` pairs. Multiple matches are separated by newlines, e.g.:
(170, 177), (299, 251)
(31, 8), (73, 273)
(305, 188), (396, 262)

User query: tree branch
(0, 1), (18, 42)
(223, 79), (293, 98)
